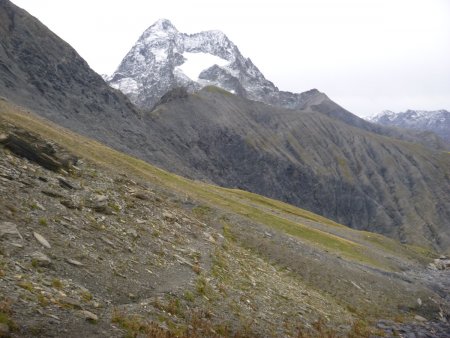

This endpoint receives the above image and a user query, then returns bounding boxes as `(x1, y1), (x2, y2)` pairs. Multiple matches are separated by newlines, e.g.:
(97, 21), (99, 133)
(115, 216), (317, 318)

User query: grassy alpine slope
(2, 0), (450, 253)
(1, 98), (448, 337)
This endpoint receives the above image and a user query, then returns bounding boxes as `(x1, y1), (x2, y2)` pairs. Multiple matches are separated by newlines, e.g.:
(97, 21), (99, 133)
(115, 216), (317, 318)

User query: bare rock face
(0, 130), (77, 172)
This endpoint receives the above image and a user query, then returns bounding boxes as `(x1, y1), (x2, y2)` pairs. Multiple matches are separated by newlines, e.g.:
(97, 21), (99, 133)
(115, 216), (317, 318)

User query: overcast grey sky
(12, 0), (450, 117)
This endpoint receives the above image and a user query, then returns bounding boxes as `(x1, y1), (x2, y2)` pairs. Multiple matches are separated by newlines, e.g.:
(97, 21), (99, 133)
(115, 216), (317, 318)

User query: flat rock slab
(79, 310), (98, 322)
(66, 258), (84, 267)
(0, 131), (78, 172)
(31, 251), (52, 266)
(33, 231), (51, 248)
(0, 221), (23, 240)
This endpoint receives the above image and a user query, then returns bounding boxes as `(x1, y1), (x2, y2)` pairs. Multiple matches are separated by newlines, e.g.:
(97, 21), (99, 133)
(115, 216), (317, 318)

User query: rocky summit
(368, 110), (450, 143)
(107, 19), (327, 110)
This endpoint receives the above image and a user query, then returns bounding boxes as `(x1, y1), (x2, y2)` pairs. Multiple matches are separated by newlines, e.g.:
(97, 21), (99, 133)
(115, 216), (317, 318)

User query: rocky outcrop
(0, 130), (77, 171)
(430, 257), (450, 270)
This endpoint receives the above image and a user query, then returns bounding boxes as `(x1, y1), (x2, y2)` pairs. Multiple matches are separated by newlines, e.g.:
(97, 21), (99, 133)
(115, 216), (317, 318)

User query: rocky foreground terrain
(1, 98), (450, 337)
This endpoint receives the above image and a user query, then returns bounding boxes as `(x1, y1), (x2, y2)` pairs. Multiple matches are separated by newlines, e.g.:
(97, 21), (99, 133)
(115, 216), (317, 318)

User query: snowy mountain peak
(147, 19), (178, 33)
(368, 109), (450, 142)
(368, 110), (396, 121)
(108, 19), (324, 110)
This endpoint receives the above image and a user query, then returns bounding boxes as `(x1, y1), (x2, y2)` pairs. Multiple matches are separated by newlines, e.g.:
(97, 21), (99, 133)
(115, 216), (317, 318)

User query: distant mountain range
(108, 19), (448, 151)
(368, 110), (450, 143)
(1, 3), (450, 251)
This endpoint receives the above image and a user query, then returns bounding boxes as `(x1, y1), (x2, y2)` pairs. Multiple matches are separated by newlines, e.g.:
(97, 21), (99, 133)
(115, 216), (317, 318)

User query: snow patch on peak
(176, 52), (229, 81)
(367, 109), (450, 142)
(152, 48), (168, 62)
(367, 110), (396, 121)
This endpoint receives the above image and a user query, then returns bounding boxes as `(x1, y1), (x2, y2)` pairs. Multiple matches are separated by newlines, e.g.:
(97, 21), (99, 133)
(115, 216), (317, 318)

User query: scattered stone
(163, 211), (177, 222)
(58, 177), (78, 190)
(33, 201), (46, 211)
(350, 281), (362, 290)
(94, 195), (108, 203)
(31, 251), (52, 267)
(132, 192), (150, 200)
(126, 228), (139, 239)
(47, 314), (60, 321)
(205, 233), (216, 243)
(80, 310), (98, 322)
(434, 258), (450, 270)
(60, 199), (80, 210)
(428, 263), (438, 270)
(414, 315), (427, 322)
(93, 205), (112, 214)
(41, 189), (65, 199)
(92, 195), (112, 214)
(66, 258), (84, 267)
(417, 298), (422, 306)
(60, 297), (82, 309)
(33, 232), (51, 248)
(101, 237), (115, 247)
(0, 221), (23, 240)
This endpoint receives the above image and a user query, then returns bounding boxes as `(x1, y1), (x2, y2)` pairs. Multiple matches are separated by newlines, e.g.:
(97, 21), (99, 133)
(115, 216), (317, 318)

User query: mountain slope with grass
(143, 87), (450, 252)
(1, 98), (450, 337)
(1, 0), (449, 252)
